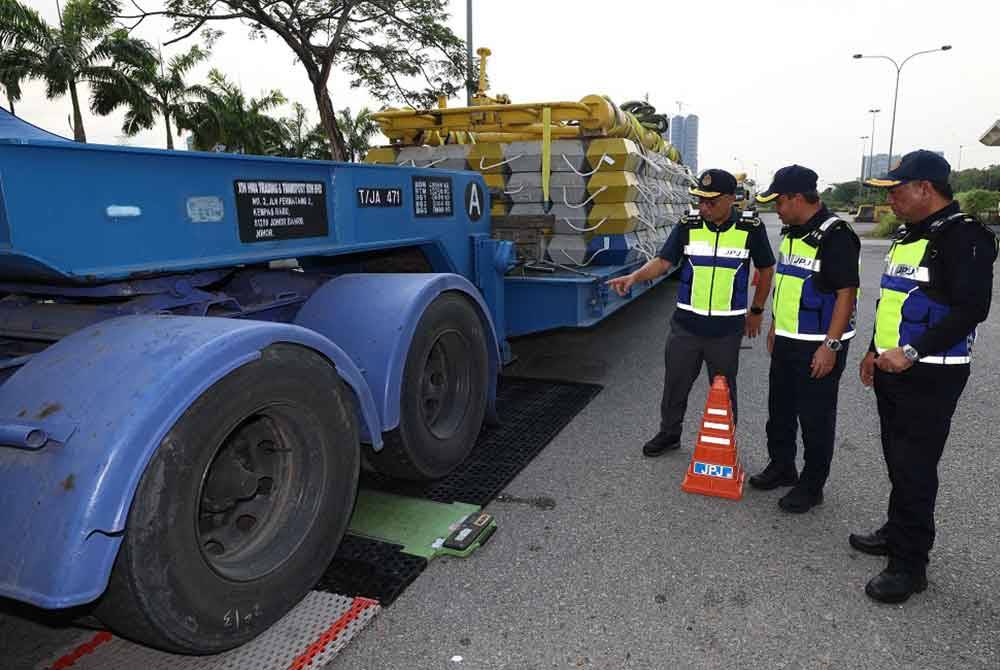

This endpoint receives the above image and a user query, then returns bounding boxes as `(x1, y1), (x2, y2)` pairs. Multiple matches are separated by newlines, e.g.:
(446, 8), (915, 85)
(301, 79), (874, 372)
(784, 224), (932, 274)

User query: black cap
(865, 149), (950, 188)
(756, 165), (818, 203)
(689, 169), (737, 198)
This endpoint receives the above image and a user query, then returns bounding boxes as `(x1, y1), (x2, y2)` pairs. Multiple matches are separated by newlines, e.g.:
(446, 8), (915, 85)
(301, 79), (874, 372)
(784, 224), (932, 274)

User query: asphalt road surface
(3, 213), (999, 670)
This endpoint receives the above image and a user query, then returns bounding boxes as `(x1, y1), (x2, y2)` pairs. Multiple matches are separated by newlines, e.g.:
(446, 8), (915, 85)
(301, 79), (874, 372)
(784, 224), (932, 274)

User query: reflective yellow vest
(772, 216), (857, 341)
(874, 212), (976, 364)
(676, 216), (757, 317)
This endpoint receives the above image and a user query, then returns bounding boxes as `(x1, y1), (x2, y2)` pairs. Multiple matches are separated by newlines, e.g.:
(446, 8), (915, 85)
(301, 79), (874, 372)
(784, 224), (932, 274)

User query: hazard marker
(681, 375), (745, 500)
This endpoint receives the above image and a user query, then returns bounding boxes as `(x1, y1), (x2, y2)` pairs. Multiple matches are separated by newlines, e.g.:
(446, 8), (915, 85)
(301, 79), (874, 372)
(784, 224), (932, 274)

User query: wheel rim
(197, 407), (324, 581)
(419, 329), (472, 440)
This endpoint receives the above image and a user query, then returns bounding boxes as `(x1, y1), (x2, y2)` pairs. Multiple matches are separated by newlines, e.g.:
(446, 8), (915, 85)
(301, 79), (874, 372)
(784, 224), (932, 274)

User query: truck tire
(95, 344), (359, 654)
(369, 292), (489, 480)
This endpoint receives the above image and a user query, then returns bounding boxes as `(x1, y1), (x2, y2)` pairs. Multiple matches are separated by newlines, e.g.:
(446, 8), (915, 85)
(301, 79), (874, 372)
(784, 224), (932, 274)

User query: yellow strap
(542, 106), (552, 204)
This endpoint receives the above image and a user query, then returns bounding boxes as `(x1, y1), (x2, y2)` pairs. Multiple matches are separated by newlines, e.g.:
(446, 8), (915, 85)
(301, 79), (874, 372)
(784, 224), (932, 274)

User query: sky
(10, 0), (1000, 189)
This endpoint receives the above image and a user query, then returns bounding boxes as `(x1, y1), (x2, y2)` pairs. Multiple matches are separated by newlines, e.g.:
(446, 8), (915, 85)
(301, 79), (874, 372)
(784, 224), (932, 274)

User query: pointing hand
(606, 274), (637, 297)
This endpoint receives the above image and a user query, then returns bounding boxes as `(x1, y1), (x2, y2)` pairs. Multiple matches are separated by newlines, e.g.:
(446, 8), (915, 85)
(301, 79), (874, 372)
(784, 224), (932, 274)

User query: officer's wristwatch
(902, 344), (921, 362)
(750, 305), (765, 315)
(823, 337), (843, 352)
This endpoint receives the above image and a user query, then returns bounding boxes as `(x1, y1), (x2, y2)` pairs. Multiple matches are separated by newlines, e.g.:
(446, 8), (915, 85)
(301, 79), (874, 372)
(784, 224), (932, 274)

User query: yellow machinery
(370, 48), (680, 161)
(366, 48), (693, 268)
(733, 173), (756, 212)
(853, 204), (893, 223)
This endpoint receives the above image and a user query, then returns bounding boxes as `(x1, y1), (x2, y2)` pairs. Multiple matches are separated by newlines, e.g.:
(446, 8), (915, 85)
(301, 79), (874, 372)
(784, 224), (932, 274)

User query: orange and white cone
(681, 375), (745, 500)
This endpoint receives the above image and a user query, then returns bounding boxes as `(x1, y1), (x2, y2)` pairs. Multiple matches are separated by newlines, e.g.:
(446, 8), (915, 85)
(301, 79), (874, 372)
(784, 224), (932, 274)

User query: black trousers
(765, 338), (849, 493)
(874, 363), (969, 574)
(659, 322), (742, 439)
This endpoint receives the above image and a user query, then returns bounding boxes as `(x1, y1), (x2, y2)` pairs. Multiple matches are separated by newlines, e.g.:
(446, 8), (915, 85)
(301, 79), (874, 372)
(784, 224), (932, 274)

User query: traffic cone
(681, 375), (745, 500)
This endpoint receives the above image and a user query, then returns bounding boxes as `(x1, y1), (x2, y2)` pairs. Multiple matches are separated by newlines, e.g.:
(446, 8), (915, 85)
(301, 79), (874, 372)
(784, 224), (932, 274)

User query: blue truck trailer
(0, 109), (666, 654)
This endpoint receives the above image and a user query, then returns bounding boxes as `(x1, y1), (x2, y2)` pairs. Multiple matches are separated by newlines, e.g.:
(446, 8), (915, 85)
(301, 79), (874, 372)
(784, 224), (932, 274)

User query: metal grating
(40, 593), (379, 670)
(315, 535), (427, 606)
(361, 375), (603, 505)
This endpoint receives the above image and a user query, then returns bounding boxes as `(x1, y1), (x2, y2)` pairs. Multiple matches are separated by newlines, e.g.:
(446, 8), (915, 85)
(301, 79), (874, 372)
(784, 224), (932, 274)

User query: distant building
(670, 114), (699, 174)
(669, 115), (685, 158)
(862, 150), (944, 179)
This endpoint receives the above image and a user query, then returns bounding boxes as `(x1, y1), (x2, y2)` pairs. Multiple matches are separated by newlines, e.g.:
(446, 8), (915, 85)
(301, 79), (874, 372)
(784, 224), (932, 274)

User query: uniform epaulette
(928, 212), (967, 233)
(924, 211), (1000, 258)
(952, 212), (999, 250)
(805, 216), (846, 244)
(956, 212), (992, 235)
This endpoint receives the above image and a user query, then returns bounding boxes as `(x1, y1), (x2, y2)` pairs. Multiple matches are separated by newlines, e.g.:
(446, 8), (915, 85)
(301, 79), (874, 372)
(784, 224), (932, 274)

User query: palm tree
(1, 67), (21, 114)
(177, 68), (286, 155)
(273, 102), (331, 160)
(336, 106), (378, 162)
(0, 0), (154, 142)
(91, 44), (207, 149)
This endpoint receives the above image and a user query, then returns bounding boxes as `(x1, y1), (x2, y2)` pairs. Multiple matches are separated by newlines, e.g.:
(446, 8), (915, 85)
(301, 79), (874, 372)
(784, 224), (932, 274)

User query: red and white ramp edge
(40, 593), (380, 670)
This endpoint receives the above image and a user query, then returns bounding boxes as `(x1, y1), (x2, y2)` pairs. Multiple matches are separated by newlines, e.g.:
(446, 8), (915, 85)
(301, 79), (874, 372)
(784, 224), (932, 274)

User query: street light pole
(859, 135), (869, 181)
(853, 45), (952, 171)
(858, 135), (869, 205)
(867, 108), (880, 178)
(957, 144), (964, 171)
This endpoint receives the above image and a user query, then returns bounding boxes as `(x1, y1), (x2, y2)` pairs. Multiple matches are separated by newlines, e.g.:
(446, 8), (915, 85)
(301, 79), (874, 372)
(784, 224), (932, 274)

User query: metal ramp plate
(347, 490), (482, 559)
(40, 593), (379, 670)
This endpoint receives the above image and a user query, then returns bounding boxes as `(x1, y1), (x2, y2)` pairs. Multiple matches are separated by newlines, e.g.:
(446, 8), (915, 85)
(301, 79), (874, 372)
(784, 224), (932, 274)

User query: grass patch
(870, 212), (901, 238)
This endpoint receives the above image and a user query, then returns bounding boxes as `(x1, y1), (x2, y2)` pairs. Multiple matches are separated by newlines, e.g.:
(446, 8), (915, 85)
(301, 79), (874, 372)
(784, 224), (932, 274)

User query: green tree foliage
(950, 165), (1000, 192)
(0, 0), (154, 141)
(957, 189), (1000, 218)
(821, 180), (893, 211)
(336, 107), (378, 162)
(122, 0), (466, 161)
(821, 181), (863, 210)
(271, 105), (379, 162)
(91, 44), (207, 149)
(872, 211), (901, 238)
(1, 66), (21, 114)
(273, 102), (331, 160)
(176, 68), (285, 155)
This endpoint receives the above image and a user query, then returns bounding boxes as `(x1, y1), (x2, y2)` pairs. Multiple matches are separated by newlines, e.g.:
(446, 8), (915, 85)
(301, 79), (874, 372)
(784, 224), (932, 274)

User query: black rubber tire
(368, 292), (489, 480)
(95, 344), (359, 654)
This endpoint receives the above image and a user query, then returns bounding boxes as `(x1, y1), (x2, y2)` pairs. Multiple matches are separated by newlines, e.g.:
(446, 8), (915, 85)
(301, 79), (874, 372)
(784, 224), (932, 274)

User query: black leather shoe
(849, 528), (889, 556)
(865, 568), (927, 604)
(642, 432), (680, 457)
(748, 462), (798, 490)
(778, 486), (823, 513)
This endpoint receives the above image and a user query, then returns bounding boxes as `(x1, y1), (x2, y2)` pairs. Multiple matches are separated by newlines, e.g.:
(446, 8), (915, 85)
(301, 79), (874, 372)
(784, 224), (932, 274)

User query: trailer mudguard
(294, 273), (501, 437)
(0, 315), (379, 609)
